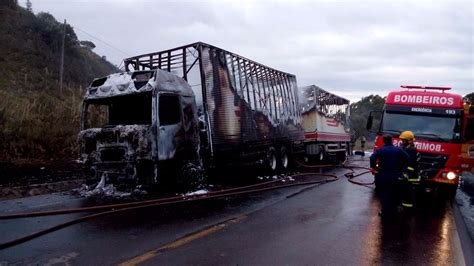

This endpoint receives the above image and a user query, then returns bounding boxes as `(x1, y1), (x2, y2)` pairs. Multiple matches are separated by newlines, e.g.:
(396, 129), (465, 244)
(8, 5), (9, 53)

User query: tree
(1, 0), (18, 9)
(79, 40), (96, 50)
(34, 12), (78, 48)
(465, 92), (474, 103)
(350, 95), (385, 140)
(26, 0), (32, 12)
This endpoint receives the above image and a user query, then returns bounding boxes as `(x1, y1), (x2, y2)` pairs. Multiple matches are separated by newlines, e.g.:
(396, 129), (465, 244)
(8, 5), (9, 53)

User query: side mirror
(366, 115), (373, 130)
(453, 118), (460, 133)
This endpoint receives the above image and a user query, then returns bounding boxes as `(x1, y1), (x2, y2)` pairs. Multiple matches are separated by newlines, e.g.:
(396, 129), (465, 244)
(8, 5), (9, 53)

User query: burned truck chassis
(79, 42), (306, 187)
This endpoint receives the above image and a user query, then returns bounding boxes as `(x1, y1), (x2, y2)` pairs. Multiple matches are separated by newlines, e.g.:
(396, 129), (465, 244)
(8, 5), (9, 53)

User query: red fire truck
(367, 85), (474, 196)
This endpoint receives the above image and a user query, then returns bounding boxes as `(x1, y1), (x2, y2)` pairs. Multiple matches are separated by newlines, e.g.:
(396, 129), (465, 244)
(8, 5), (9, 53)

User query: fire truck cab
(367, 85), (472, 196)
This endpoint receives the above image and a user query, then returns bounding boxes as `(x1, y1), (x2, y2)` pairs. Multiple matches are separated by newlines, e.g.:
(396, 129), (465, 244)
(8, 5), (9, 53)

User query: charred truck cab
(79, 42), (304, 186)
(367, 85), (473, 196)
(79, 70), (199, 184)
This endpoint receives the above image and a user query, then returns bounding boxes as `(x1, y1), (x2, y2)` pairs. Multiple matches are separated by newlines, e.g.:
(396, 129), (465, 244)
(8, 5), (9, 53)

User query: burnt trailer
(298, 85), (351, 162)
(79, 42), (304, 185)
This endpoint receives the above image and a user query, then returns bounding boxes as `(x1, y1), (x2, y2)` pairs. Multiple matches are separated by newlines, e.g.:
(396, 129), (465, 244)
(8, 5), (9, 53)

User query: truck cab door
(157, 94), (183, 161)
(461, 115), (474, 174)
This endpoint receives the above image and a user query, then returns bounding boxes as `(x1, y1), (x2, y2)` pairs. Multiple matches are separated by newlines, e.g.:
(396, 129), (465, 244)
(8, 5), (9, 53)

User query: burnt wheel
(180, 160), (206, 190)
(266, 147), (278, 173)
(279, 146), (289, 171)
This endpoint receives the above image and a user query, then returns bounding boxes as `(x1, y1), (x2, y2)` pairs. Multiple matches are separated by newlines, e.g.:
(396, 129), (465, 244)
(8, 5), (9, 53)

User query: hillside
(0, 0), (117, 162)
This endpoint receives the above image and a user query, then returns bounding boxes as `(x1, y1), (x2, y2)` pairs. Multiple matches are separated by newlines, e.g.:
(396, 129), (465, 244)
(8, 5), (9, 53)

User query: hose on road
(0, 169), (340, 250)
(343, 165), (374, 187)
(0, 158), (374, 250)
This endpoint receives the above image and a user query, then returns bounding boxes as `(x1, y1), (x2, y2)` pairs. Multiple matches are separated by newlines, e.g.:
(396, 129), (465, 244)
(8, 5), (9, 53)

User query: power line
(73, 26), (132, 57)
(25, 5), (133, 65)
(47, 13), (132, 59)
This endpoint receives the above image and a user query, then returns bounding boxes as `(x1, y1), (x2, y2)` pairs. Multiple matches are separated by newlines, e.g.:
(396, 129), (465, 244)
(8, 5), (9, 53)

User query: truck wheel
(180, 160), (206, 190)
(266, 147), (278, 173)
(84, 167), (99, 186)
(279, 146), (289, 171)
(136, 161), (158, 185)
(337, 151), (347, 164)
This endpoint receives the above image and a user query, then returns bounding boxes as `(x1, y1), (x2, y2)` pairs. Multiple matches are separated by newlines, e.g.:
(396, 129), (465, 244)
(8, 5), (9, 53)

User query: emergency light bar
(401, 85), (451, 91)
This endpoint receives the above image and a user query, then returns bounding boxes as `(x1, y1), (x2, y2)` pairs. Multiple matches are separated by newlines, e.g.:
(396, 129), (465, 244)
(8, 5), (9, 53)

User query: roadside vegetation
(465, 92), (474, 103)
(350, 94), (385, 142)
(0, 0), (116, 163)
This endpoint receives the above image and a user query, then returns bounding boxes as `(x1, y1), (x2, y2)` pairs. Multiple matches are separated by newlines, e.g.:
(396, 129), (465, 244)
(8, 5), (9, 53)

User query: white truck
(299, 85), (351, 162)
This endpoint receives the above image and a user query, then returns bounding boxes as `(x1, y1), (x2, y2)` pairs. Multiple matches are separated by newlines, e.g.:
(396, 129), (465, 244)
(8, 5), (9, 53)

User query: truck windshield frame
(381, 110), (461, 143)
(83, 92), (152, 129)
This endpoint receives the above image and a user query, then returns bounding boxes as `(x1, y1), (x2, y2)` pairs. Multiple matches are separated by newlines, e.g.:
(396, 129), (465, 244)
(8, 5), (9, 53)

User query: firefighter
(399, 131), (420, 209)
(360, 136), (367, 154)
(370, 134), (409, 218)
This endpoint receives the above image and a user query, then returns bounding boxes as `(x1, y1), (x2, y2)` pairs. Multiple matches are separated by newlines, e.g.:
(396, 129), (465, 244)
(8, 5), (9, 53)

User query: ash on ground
(185, 189), (209, 196)
(73, 175), (147, 199)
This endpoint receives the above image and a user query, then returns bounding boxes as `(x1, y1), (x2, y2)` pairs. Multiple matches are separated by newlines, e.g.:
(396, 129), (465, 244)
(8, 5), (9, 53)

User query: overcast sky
(21, 0), (473, 102)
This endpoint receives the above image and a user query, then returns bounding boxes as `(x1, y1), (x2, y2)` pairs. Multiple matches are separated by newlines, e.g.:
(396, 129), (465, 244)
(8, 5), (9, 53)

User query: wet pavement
(0, 157), (468, 265)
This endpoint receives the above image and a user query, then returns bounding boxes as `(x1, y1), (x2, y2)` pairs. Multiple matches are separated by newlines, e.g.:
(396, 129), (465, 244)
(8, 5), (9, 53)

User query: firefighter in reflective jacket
(399, 131), (420, 208)
(370, 134), (408, 218)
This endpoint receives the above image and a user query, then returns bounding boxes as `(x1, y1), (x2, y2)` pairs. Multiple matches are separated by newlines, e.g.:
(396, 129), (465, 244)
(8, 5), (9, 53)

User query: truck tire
(136, 161), (157, 185)
(337, 150), (347, 164)
(279, 146), (289, 171)
(84, 167), (99, 186)
(179, 160), (206, 190)
(266, 147), (278, 173)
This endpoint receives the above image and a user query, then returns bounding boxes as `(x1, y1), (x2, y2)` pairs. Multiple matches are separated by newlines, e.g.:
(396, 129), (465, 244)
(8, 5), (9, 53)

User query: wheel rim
(268, 151), (277, 171)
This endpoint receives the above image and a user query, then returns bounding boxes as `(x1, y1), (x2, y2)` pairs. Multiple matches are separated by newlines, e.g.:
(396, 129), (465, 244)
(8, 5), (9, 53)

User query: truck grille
(100, 148), (126, 162)
(418, 152), (448, 179)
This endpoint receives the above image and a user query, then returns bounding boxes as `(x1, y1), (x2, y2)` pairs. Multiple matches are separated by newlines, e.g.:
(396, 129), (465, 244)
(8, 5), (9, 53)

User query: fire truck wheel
(279, 146), (289, 171)
(266, 147), (278, 173)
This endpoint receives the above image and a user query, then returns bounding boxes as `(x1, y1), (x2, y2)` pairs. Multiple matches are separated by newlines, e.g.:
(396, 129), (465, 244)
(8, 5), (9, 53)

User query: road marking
(119, 215), (247, 266)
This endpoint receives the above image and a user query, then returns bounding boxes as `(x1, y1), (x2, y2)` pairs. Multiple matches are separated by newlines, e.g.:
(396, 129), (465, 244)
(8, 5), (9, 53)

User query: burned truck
(299, 85), (351, 162)
(79, 42), (304, 185)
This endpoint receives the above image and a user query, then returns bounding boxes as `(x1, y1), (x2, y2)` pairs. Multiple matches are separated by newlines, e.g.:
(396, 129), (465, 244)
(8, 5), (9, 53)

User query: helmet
(399, 131), (415, 140)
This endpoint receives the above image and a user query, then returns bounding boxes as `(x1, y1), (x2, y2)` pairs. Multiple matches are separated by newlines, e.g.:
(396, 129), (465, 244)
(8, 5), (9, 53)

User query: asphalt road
(0, 158), (467, 265)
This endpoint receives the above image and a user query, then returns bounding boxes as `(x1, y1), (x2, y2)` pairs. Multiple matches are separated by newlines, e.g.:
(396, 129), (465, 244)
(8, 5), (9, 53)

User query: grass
(0, 86), (84, 161)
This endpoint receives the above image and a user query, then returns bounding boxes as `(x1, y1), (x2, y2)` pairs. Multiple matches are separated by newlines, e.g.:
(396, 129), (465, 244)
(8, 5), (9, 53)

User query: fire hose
(0, 160), (372, 250)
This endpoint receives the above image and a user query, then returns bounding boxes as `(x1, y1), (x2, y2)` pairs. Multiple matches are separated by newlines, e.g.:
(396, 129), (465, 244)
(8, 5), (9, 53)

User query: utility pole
(59, 19), (66, 98)
(26, 0), (32, 12)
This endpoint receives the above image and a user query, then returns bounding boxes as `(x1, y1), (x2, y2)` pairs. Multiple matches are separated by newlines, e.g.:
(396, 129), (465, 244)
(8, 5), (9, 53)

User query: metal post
(59, 19), (66, 98)
(182, 48), (187, 81)
(197, 45), (213, 155)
